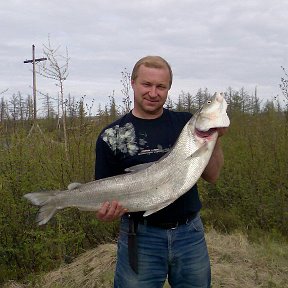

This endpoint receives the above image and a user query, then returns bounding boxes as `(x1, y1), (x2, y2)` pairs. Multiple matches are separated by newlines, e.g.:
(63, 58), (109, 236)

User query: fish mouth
(195, 128), (217, 138)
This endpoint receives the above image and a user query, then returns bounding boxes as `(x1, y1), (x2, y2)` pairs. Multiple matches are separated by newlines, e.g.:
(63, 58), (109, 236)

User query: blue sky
(1, 0), (288, 112)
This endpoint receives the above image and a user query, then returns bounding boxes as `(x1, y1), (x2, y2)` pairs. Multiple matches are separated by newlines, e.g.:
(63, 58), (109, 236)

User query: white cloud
(0, 0), (288, 109)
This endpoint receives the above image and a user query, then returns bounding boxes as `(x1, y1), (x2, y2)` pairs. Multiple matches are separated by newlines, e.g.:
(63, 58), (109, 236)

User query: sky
(1, 0), (288, 113)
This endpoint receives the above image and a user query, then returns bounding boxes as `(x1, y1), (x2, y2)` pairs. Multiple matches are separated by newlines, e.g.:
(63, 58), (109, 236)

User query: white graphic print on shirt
(101, 122), (169, 156)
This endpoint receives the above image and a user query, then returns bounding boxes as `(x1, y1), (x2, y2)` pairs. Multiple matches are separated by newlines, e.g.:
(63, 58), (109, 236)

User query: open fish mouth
(195, 128), (218, 138)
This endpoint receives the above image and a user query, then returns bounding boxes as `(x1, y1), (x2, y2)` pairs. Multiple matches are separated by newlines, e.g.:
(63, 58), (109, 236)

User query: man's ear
(131, 79), (135, 88)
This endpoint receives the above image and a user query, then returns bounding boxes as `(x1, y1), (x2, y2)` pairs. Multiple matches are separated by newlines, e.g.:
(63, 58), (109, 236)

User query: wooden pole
(24, 45), (47, 120)
(32, 45), (36, 120)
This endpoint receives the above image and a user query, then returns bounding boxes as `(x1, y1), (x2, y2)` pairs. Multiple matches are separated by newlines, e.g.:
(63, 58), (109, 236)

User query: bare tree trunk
(37, 37), (70, 161)
(60, 79), (69, 161)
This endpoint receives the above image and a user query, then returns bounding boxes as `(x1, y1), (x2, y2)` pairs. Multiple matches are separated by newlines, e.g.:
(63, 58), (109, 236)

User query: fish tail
(24, 191), (59, 225)
(36, 204), (57, 225)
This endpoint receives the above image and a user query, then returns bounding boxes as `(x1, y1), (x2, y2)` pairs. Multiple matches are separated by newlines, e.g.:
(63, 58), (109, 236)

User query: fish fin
(125, 162), (154, 173)
(143, 199), (175, 217)
(23, 191), (59, 225)
(36, 205), (58, 225)
(68, 182), (82, 190)
(24, 191), (56, 206)
(77, 206), (98, 211)
(187, 143), (208, 160)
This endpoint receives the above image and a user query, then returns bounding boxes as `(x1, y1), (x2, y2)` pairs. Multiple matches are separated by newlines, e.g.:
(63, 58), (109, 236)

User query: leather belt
(138, 211), (198, 230)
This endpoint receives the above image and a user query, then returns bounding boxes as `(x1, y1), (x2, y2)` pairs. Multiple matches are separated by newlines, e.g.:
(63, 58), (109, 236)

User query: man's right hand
(96, 201), (128, 221)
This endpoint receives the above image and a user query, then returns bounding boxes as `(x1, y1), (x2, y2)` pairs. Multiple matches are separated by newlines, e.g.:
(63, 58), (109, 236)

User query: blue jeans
(114, 214), (211, 288)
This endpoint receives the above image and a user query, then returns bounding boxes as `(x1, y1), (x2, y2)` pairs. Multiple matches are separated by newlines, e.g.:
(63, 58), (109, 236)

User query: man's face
(131, 65), (170, 119)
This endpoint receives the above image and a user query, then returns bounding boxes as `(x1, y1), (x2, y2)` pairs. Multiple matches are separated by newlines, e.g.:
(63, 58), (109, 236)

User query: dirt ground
(4, 229), (288, 288)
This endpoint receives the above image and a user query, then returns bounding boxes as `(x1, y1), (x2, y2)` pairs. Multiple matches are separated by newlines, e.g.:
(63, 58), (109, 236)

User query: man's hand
(96, 201), (128, 221)
(201, 127), (228, 184)
(217, 127), (228, 137)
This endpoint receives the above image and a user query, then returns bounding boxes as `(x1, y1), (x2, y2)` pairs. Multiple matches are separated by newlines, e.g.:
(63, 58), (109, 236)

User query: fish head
(194, 92), (230, 138)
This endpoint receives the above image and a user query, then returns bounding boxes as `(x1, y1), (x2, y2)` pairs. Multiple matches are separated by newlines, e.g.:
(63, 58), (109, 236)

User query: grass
(4, 229), (288, 288)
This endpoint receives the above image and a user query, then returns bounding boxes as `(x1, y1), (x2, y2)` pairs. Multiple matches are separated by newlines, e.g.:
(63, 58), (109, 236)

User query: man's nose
(148, 86), (157, 97)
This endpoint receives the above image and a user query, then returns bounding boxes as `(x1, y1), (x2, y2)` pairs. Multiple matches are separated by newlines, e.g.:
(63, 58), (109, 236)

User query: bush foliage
(0, 88), (287, 283)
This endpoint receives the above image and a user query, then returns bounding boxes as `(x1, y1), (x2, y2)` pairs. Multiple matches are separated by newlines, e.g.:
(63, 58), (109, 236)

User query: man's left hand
(217, 127), (228, 137)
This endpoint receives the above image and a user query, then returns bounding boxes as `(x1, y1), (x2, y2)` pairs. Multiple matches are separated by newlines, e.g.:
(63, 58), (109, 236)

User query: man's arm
(201, 128), (228, 184)
(95, 135), (127, 221)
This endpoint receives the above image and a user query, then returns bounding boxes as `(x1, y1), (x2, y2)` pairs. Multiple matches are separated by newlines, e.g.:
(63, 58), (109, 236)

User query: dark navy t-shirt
(95, 108), (202, 223)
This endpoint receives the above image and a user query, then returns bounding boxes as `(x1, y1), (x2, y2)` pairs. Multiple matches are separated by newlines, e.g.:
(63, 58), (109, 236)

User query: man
(95, 56), (227, 287)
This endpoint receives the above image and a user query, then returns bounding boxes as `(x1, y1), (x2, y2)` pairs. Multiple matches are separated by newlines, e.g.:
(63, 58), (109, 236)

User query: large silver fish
(24, 92), (230, 225)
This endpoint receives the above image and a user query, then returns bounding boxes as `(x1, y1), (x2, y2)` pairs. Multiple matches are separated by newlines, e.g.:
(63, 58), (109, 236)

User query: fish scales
(24, 92), (230, 225)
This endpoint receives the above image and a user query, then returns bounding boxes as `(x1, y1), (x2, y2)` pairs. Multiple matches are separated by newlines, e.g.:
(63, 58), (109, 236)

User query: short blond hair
(131, 56), (173, 88)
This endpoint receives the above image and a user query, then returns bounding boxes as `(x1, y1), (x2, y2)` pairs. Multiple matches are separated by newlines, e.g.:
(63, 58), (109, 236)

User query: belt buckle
(171, 222), (179, 230)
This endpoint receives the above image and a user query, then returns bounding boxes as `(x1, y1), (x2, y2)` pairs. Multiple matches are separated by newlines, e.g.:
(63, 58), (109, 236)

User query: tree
(24, 94), (34, 120)
(262, 100), (276, 113)
(250, 87), (261, 115)
(239, 87), (250, 113)
(279, 66), (288, 128)
(38, 37), (70, 160)
(9, 93), (20, 122)
(280, 66), (288, 111)
(229, 90), (243, 114)
(0, 88), (8, 96)
(108, 91), (118, 120)
(194, 88), (208, 110)
(174, 94), (184, 111)
(165, 95), (174, 110)
(41, 93), (56, 119)
(0, 97), (8, 122)
(120, 68), (132, 113)
(181, 91), (194, 113)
